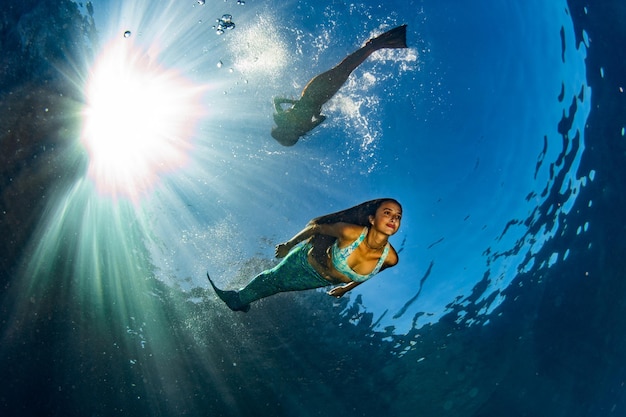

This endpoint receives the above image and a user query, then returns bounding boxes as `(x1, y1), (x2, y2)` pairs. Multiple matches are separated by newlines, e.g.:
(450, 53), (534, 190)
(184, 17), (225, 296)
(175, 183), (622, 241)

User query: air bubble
(214, 14), (236, 35)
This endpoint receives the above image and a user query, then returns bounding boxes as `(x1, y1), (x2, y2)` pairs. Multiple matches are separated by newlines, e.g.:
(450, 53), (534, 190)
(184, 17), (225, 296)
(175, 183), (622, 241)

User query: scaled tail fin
(366, 24), (408, 49)
(206, 273), (250, 312)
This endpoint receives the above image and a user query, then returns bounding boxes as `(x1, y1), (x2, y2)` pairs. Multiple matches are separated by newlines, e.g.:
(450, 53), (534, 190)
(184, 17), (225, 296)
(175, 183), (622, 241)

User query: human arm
(275, 222), (355, 258)
(274, 222), (319, 258)
(327, 281), (362, 298)
(273, 97), (298, 112)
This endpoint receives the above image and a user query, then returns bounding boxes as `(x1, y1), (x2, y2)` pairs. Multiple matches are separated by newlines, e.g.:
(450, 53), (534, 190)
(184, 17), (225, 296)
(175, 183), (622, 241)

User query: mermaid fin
(366, 24), (408, 49)
(206, 273), (250, 312)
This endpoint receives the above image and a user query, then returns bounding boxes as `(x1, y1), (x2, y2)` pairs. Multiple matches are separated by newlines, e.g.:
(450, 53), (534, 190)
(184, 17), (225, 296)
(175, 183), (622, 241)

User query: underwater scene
(1, 0), (625, 415)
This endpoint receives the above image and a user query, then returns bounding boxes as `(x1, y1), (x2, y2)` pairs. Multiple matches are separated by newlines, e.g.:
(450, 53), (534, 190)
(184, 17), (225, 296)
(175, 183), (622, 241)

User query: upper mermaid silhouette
(271, 24), (408, 146)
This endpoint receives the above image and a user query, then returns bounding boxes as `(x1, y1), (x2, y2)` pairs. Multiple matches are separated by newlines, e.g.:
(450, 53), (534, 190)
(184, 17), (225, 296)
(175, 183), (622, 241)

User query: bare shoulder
(338, 223), (366, 240)
(315, 222), (362, 240)
(385, 245), (399, 267)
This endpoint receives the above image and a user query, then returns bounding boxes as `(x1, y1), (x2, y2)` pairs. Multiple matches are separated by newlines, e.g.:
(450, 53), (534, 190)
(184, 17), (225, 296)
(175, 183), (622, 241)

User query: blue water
(1, 0), (624, 416)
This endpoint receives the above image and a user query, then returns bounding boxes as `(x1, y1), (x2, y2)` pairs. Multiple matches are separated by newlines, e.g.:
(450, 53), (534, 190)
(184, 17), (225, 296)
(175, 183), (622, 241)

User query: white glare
(81, 40), (205, 200)
(230, 15), (288, 76)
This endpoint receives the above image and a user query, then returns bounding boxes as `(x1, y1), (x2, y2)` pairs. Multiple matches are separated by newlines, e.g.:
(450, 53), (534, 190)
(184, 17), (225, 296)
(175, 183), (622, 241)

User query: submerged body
(271, 25), (408, 146)
(207, 199), (402, 312)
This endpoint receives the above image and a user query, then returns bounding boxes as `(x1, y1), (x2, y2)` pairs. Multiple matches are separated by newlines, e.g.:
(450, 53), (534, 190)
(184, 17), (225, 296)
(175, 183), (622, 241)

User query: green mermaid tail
(206, 273), (250, 312)
(366, 24), (408, 49)
(206, 244), (330, 312)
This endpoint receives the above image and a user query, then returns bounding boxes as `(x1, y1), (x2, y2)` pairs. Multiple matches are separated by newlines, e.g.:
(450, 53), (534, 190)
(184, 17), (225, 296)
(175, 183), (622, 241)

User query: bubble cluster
(214, 14), (235, 35)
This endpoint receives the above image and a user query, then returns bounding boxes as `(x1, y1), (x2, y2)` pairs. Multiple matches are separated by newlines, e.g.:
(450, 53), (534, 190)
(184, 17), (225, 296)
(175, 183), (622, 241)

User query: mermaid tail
(206, 245), (329, 311)
(206, 273), (250, 312)
(366, 24), (408, 49)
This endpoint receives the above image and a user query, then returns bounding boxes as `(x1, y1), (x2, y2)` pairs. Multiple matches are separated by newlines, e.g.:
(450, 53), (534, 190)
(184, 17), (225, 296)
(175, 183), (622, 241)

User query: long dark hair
(307, 198), (402, 257)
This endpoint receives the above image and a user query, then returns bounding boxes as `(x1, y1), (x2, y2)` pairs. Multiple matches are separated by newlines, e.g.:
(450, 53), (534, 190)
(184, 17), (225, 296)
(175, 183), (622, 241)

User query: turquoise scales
(207, 242), (330, 312)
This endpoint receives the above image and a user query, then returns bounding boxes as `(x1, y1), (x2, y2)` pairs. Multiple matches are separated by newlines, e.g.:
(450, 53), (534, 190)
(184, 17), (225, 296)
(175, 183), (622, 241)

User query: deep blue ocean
(1, 0), (625, 416)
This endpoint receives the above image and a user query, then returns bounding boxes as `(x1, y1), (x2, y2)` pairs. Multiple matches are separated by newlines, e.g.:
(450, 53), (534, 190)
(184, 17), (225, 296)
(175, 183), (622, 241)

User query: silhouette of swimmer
(271, 24), (408, 146)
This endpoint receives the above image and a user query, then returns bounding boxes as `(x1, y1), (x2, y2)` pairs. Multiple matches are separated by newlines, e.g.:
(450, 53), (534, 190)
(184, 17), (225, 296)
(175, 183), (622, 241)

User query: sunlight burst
(81, 39), (205, 200)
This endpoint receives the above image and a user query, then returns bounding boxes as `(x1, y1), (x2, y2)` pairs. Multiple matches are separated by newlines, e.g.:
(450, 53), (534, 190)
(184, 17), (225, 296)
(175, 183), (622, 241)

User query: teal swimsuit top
(331, 227), (389, 283)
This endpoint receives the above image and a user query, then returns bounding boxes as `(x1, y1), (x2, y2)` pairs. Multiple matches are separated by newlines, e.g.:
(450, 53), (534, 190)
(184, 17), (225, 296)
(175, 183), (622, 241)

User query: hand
(275, 242), (292, 258)
(327, 286), (347, 299)
(313, 114), (326, 126)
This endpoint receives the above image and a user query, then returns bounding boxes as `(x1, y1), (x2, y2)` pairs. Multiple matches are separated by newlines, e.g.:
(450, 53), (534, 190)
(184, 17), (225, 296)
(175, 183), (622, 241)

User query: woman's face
(371, 201), (402, 236)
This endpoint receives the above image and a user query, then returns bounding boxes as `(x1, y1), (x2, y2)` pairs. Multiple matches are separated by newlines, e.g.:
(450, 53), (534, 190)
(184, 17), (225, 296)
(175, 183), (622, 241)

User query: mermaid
(207, 199), (402, 312)
(271, 25), (408, 146)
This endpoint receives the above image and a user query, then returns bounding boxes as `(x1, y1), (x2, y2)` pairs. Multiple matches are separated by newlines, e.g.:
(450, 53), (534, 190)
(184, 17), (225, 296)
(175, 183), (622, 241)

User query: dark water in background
(1, 1), (626, 416)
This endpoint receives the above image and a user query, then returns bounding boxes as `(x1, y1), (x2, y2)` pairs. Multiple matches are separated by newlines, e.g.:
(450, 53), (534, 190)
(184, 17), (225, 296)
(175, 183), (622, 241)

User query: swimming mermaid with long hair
(271, 25), (408, 146)
(207, 199), (402, 312)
